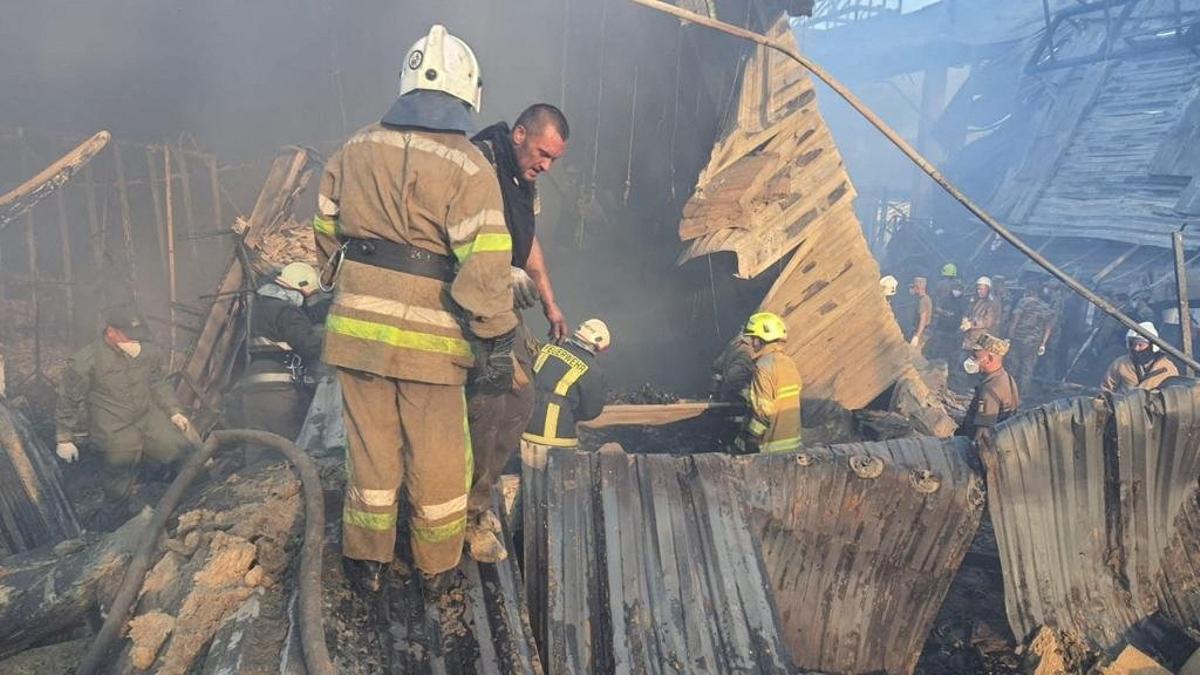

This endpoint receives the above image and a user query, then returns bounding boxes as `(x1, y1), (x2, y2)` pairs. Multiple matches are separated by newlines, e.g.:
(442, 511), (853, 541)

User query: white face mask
(117, 341), (142, 358)
(951, 289), (963, 297)
(963, 357), (980, 375)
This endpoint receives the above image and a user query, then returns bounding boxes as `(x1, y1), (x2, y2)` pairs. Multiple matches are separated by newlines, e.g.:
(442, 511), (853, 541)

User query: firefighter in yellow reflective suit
(737, 312), (803, 454)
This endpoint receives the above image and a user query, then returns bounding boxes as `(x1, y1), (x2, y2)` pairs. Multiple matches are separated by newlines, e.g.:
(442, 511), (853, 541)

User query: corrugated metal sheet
(522, 445), (795, 673)
(737, 436), (984, 674)
(523, 438), (982, 674)
(988, 382), (1200, 648)
(987, 1), (1200, 248)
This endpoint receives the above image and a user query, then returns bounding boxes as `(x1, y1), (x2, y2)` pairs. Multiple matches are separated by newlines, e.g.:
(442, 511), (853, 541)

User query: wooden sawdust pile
(233, 215), (318, 276)
(115, 463), (302, 673)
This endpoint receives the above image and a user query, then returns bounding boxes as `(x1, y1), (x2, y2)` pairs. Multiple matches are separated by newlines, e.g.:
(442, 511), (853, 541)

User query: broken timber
(0, 399), (81, 556)
(678, 16), (921, 411)
(987, 381), (1200, 653)
(523, 437), (982, 673)
(175, 148), (317, 423)
(0, 131), (110, 232)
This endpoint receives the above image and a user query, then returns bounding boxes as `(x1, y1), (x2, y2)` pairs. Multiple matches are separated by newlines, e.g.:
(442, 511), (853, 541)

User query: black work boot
(344, 557), (386, 594)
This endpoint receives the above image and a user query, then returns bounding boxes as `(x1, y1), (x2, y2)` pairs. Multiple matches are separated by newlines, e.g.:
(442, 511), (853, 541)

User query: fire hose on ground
(75, 429), (335, 675)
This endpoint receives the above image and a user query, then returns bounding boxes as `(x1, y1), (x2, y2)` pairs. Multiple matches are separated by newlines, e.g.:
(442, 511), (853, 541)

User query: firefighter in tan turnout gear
(313, 25), (517, 593)
(737, 312), (803, 454)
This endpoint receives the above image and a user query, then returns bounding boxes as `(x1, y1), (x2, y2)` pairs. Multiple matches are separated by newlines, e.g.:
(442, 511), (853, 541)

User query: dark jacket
(55, 338), (182, 445)
(523, 341), (607, 447)
(472, 122), (538, 269)
(244, 284), (324, 386)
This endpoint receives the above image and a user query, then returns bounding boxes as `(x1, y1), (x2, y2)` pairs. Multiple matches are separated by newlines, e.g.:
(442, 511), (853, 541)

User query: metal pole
(164, 146), (179, 372)
(1174, 230), (1193, 375)
(625, 0), (1200, 373)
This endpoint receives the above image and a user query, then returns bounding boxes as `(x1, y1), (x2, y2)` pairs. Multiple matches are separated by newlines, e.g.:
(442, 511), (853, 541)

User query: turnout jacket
(743, 343), (803, 454)
(523, 341), (607, 447)
(1101, 353), (1179, 394)
(314, 123), (517, 385)
(55, 338), (183, 445)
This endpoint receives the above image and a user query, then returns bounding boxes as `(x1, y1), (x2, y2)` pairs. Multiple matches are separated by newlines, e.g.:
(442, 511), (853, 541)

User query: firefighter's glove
(1037, 344), (1047, 357)
(511, 267), (540, 310)
(56, 441), (79, 464)
(472, 330), (516, 394)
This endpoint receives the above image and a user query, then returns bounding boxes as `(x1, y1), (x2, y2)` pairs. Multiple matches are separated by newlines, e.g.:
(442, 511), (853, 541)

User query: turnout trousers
(338, 367), (472, 575)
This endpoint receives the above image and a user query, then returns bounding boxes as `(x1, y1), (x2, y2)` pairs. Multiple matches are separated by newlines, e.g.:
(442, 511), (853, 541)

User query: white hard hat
(1126, 321), (1160, 351)
(976, 276), (992, 287)
(879, 275), (898, 296)
(278, 262), (319, 291)
(574, 318), (611, 352)
(399, 25), (483, 111)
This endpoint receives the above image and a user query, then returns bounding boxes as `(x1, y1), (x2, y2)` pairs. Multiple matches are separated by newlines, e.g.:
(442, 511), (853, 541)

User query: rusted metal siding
(737, 436), (984, 674)
(987, 383), (1200, 648)
(522, 445), (795, 673)
(523, 438), (982, 674)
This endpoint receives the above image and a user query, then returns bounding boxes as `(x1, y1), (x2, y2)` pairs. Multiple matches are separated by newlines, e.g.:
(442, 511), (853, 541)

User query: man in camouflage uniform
(1004, 280), (1057, 395)
(313, 25), (516, 592)
(55, 306), (192, 527)
(956, 333), (1020, 446)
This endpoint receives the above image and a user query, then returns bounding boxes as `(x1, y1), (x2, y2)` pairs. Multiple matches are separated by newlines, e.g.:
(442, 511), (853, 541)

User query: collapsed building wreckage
(1, 4), (1200, 675)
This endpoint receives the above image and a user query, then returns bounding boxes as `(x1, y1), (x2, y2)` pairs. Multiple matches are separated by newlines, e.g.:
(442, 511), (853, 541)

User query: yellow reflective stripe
(453, 232), (513, 262)
(326, 314), (472, 358)
(521, 431), (579, 448)
(776, 384), (800, 400)
(313, 214), (338, 237)
(412, 515), (467, 543)
(747, 419), (768, 436)
(462, 388), (473, 492)
(343, 507), (397, 531)
(414, 494), (468, 521)
(762, 437), (802, 454)
(335, 292), (459, 329)
(449, 208), (505, 244)
(543, 402), (562, 440)
(544, 345), (590, 396)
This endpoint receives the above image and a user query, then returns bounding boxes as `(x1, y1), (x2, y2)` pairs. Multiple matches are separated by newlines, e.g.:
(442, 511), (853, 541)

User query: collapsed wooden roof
(978, 0), (1200, 249)
(678, 17), (912, 409)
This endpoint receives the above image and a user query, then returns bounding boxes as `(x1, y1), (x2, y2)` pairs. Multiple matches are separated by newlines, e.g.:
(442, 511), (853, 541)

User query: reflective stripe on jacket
(523, 341), (607, 447)
(742, 343), (802, 454)
(313, 124), (517, 385)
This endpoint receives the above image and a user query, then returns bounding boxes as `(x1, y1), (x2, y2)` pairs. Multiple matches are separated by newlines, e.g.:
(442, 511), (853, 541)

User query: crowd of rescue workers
(41, 25), (1185, 594)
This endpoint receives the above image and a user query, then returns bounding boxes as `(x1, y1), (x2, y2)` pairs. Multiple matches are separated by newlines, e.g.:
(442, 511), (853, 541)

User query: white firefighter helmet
(879, 275), (899, 297)
(278, 262), (319, 291)
(1126, 321), (1160, 352)
(574, 318), (611, 352)
(399, 25), (483, 111)
(976, 276), (993, 288)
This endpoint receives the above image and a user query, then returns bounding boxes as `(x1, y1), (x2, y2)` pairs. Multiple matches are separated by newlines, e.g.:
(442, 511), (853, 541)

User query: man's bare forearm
(525, 237), (557, 307)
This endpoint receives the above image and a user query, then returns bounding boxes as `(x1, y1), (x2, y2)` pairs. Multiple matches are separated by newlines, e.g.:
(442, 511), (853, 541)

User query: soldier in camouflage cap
(956, 332), (1020, 445)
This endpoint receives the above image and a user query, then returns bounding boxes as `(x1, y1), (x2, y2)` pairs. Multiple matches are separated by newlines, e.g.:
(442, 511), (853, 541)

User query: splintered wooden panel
(678, 16), (857, 279)
(756, 205), (910, 409)
(737, 436), (983, 674)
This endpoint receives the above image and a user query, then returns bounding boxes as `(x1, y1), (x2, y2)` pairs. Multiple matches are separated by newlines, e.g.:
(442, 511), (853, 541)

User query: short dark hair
(514, 103), (569, 141)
